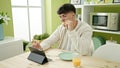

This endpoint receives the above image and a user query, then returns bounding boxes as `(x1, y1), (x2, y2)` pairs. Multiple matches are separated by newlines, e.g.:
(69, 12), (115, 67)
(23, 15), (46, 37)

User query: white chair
(92, 43), (120, 62)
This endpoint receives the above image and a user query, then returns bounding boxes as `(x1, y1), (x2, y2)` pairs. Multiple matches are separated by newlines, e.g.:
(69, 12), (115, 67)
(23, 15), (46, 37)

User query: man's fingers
(32, 42), (41, 49)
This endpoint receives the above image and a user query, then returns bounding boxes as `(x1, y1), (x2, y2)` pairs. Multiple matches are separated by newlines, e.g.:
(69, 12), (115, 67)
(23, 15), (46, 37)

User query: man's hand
(32, 40), (41, 49)
(65, 20), (75, 31)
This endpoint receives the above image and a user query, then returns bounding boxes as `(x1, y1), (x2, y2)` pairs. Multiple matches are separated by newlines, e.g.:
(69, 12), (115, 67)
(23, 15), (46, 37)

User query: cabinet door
(0, 39), (23, 61)
(74, 5), (94, 24)
(82, 6), (94, 24)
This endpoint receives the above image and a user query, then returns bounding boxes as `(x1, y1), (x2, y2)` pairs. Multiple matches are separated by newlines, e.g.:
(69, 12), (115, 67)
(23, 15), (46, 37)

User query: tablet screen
(29, 47), (46, 56)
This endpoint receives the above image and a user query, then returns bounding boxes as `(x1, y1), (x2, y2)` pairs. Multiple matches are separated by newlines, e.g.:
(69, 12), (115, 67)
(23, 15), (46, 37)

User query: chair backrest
(92, 43), (120, 62)
(92, 36), (106, 50)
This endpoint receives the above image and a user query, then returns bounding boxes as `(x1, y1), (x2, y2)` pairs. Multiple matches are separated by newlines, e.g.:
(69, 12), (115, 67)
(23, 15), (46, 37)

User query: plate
(58, 52), (74, 61)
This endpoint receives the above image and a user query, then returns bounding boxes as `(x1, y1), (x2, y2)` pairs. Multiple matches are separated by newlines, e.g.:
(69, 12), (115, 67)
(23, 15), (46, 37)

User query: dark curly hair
(57, 3), (76, 14)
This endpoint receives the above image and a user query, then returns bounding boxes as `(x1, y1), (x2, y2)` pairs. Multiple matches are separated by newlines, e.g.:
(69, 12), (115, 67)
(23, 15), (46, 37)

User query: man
(32, 3), (94, 56)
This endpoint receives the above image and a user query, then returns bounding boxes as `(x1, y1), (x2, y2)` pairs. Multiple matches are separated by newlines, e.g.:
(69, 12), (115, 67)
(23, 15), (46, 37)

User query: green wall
(0, 0), (14, 36)
(44, 0), (52, 34)
(93, 32), (120, 44)
(94, 5), (120, 13)
(44, 0), (69, 34)
(51, 0), (69, 33)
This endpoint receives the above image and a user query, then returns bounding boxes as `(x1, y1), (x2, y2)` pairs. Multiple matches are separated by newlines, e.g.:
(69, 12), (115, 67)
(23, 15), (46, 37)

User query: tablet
(28, 47), (51, 64)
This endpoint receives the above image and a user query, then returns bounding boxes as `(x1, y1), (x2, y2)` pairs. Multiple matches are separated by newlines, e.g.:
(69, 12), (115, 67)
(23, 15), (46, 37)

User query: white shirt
(40, 20), (94, 56)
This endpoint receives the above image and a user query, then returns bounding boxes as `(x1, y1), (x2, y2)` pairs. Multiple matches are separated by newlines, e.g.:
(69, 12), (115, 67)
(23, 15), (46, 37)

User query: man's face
(58, 12), (75, 27)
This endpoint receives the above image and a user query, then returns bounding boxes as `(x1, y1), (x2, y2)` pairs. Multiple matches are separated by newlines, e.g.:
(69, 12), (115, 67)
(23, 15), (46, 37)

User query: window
(11, 0), (44, 41)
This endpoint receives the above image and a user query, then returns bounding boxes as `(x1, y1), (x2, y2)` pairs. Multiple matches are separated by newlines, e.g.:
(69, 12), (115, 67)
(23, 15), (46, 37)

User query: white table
(0, 49), (120, 68)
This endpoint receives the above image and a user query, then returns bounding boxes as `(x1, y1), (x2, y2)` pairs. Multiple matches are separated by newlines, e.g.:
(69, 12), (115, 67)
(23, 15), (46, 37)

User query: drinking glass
(72, 53), (81, 68)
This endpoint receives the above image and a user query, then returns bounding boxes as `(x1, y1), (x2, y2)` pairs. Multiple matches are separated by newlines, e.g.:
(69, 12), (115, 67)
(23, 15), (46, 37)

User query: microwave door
(92, 15), (108, 30)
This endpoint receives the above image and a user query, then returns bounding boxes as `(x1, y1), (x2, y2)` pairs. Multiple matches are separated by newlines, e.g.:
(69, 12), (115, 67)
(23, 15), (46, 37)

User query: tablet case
(27, 47), (48, 64)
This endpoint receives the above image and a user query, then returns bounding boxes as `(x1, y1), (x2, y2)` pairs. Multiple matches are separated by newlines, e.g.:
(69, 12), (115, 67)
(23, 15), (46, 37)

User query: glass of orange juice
(72, 53), (81, 68)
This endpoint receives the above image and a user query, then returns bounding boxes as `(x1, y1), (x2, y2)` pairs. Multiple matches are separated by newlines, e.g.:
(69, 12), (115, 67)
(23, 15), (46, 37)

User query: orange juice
(72, 58), (81, 67)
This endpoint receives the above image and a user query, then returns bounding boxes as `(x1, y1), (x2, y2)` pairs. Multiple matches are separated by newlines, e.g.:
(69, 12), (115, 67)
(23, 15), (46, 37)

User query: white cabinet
(0, 37), (23, 61)
(74, 4), (120, 34)
(75, 4), (94, 24)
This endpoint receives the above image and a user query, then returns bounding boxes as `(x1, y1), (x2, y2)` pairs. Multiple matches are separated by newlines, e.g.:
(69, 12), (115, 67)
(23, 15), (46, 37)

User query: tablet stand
(28, 52), (48, 64)
(27, 47), (48, 64)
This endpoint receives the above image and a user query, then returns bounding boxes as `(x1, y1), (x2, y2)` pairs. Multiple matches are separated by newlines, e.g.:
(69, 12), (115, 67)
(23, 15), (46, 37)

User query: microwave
(90, 13), (120, 31)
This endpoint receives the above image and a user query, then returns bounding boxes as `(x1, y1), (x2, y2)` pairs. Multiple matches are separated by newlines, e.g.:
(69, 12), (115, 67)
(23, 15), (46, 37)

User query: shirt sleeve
(40, 25), (62, 50)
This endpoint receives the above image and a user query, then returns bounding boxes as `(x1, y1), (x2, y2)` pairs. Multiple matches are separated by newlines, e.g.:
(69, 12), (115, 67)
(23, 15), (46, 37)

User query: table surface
(0, 49), (120, 68)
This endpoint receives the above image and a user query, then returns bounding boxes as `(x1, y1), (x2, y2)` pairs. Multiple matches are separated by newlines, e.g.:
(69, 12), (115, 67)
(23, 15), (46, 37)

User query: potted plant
(33, 33), (50, 43)
(0, 12), (10, 40)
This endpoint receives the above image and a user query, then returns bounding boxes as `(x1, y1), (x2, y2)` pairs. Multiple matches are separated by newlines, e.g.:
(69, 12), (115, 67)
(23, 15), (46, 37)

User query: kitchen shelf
(93, 29), (120, 35)
(74, 3), (120, 34)
(74, 3), (120, 8)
